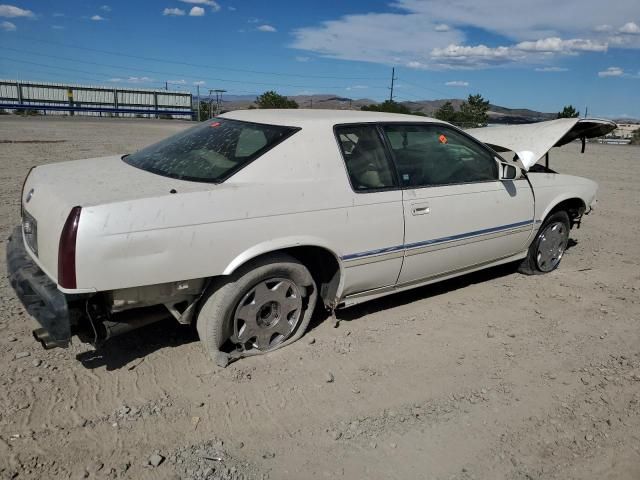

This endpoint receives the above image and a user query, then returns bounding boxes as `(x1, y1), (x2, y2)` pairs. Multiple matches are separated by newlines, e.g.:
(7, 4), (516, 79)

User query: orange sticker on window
(439, 134), (448, 144)
(210, 121), (221, 128)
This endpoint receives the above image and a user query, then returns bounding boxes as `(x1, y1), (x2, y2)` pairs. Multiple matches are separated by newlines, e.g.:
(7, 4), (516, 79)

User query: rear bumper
(6, 226), (72, 348)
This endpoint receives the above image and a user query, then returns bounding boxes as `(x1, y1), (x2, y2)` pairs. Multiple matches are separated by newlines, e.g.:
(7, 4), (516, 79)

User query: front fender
(529, 173), (597, 223)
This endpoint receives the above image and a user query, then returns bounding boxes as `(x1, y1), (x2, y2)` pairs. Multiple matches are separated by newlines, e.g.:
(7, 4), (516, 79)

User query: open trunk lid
(467, 118), (617, 170)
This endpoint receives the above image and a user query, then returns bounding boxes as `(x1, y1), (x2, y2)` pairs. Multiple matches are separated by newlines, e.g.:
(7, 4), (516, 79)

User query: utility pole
(165, 81), (168, 90)
(209, 89), (226, 117)
(389, 67), (397, 102)
(196, 85), (201, 122)
(584, 106), (588, 118)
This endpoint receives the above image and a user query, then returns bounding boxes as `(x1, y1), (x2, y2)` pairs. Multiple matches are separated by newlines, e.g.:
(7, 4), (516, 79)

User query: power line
(399, 78), (459, 99)
(0, 56), (175, 90)
(1, 48), (395, 94)
(10, 33), (388, 82)
(0, 54), (389, 93)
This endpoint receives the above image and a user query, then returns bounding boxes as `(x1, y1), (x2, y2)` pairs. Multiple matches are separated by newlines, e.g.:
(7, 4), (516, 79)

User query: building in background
(0, 79), (193, 119)
(612, 123), (640, 139)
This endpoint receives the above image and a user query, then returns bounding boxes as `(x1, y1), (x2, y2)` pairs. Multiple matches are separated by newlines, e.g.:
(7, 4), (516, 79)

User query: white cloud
(228, 6), (236, 11)
(108, 76), (154, 84)
(515, 37), (607, 52)
(594, 24), (612, 32)
(346, 85), (369, 90)
(295, 56), (310, 62)
(163, 7), (185, 16)
(392, 0), (639, 40)
(0, 4), (34, 18)
(619, 22), (640, 34)
(292, 12), (462, 66)
(257, 24), (276, 32)
(100, 5), (111, 12)
(598, 66), (624, 77)
(189, 6), (205, 16)
(90, 15), (105, 21)
(429, 38), (607, 68)
(407, 60), (428, 69)
(51, 24), (64, 30)
(193, 80), (206, 86)
(291, 0), (638, 69)
(534, 66), (569, 72)
(52, 12), (65, 18)
(179, 0), (220, 11)
(445, 80), (469, 86)
(430, 44), (522, 67)
(1, 20), (16, 31)
(168, 79), (187, 85)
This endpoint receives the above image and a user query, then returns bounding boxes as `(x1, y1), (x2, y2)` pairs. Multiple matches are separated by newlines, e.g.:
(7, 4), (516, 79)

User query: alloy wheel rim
(232, 278), (303, 351)
(536, 221), (568, 272)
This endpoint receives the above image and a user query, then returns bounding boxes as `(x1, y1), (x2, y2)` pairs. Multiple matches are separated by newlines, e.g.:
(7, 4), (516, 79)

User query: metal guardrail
(1, 103), (195, 118)
(0, 79), (193, 119)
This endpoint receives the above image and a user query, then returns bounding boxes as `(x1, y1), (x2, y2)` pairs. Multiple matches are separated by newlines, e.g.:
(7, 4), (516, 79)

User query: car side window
(382, 125), (498, 188)
(335, 125), (397, 192)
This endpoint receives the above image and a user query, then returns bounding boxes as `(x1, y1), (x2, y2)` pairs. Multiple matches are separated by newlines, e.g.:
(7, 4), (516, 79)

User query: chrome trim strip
(341, 250), (528, 304)
(404, 225), (532, 257)
(341, 219), (534, 263)
(344, 250), (405, 268)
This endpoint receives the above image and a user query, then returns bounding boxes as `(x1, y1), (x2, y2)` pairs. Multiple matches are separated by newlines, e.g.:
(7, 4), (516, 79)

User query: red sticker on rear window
(210, 121), (221, 128)
(439, 134), (448, 144)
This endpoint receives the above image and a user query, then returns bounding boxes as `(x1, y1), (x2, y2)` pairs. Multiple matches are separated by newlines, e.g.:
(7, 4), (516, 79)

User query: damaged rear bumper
(6, 226), (75, 348)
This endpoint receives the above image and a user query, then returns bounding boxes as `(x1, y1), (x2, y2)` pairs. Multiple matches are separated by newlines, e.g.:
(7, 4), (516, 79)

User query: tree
(457, 94), (490, 127)
(361, 100), (411, 114)
(433, 101), (457, 122)
(195, 101), (211, 120)
(631, 127), (640, 145)
(557, 105), (579, 118)
(256, 91), (298, 109)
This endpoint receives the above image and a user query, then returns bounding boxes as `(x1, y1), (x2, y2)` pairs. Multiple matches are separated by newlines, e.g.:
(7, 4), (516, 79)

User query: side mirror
(500, 163), (519, 180)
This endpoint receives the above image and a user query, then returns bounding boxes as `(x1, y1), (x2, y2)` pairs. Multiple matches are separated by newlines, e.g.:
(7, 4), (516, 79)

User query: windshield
(123, 118), (298, 183)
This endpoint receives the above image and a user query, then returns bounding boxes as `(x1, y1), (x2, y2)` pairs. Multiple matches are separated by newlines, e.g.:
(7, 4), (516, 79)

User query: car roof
(220, 108), (446, 128)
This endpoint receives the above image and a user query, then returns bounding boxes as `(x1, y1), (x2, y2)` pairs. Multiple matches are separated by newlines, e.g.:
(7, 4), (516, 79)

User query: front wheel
(196, 253), (317, 364)
(519, 211), (570, 275)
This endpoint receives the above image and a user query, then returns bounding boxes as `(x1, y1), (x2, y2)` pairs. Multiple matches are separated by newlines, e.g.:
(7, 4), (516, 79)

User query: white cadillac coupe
(7, 110), (615, 365)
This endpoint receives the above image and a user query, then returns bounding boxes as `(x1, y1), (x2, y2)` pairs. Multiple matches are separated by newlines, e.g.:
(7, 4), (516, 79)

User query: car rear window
(123, 118), (298, 183)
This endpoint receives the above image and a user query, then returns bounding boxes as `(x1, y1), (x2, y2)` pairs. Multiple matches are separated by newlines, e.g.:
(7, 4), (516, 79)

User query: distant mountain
(203, 94), (376, 111)
(398, 98), (556, 124)
(198, 93), (558, 124)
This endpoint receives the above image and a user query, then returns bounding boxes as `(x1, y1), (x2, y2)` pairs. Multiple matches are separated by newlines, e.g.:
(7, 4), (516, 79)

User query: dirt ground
(1, 116), (639, 480)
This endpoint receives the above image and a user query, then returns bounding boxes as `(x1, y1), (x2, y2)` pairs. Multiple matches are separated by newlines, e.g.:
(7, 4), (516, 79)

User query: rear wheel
(196, 253), (317, 363)
(519, 211), (570, 275)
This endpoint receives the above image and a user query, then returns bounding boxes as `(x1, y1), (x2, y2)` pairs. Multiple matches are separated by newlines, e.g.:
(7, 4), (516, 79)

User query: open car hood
(467, 118), (617, 171)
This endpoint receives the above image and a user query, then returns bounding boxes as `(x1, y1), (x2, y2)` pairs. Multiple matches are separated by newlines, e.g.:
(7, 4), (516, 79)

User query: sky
(1, 0), (639, 118)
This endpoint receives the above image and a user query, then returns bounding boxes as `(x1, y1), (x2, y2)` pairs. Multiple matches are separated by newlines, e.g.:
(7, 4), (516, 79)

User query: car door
(380, 123), (534, 286)
(334, 124), (404, 296)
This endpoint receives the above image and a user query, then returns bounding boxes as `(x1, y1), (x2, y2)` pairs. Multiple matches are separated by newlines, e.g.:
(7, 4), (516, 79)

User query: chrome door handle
(411, 203), (430, 215)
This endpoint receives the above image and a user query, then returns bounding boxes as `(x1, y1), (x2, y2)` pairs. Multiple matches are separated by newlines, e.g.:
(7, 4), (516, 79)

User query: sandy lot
(1, 116), (639, 480)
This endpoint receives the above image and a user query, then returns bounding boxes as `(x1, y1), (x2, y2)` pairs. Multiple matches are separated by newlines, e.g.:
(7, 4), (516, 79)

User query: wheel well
(547, 198), (586, 227)
(230, 246), (341, 308)
(281, 246), (341, 308)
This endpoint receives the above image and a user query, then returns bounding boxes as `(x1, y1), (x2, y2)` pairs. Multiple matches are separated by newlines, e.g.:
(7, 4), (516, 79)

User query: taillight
(20, 166), (36, 212)
(58, 206), (82, 289)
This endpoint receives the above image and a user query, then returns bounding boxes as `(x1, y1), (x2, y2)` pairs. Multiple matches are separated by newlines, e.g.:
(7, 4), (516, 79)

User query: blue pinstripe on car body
(341, 219), (536, 261)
